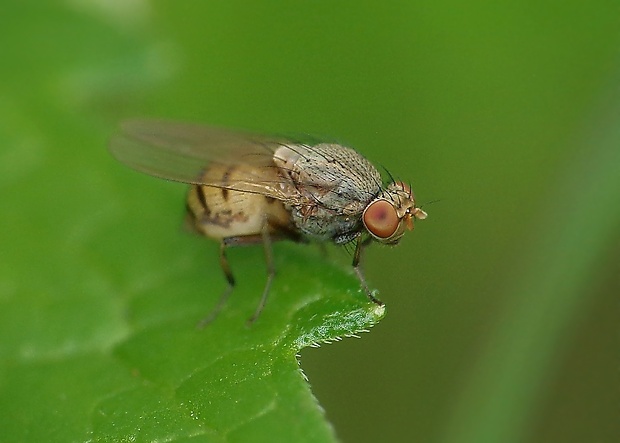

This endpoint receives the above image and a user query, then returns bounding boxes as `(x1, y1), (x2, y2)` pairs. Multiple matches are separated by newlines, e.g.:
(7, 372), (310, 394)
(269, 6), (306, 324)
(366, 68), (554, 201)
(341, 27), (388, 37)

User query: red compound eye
(363, 199), (399, 239)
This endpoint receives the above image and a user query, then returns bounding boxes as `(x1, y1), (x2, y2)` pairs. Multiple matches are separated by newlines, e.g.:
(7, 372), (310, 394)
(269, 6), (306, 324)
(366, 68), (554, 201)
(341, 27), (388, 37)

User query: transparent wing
(109, 119), (297, 200)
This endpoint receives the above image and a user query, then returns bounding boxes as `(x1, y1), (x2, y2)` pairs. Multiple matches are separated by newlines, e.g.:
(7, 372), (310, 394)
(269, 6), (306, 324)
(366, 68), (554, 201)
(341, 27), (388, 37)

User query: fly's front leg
(197, 241), (235, 328)
(352, 236), (384, 306)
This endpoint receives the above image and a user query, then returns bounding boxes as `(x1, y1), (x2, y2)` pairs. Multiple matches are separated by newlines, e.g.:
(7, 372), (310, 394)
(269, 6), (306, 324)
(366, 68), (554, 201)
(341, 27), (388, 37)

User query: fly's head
(362, 181), (427, 245)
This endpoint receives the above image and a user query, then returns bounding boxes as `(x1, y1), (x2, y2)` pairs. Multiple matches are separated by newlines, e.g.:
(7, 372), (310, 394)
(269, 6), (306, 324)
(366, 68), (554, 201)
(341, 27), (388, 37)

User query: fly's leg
(198, 221), (281, 327)
(197, 241), (235, 328)
(352, 236), (384, 306)
(247, 221), (275, 325)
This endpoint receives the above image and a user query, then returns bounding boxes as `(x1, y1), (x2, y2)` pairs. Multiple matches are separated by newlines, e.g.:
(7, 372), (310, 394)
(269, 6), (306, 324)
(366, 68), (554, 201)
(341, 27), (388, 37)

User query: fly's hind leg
(197, 241), (236, 328)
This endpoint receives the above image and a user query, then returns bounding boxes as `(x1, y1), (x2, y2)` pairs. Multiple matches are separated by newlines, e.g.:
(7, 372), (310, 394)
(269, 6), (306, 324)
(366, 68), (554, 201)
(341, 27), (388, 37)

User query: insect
(109, 119), (427, 325)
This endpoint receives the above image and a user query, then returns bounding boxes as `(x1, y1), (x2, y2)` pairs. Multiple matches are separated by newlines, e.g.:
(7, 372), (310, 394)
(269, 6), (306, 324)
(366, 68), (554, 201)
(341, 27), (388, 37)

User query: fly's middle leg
(247, 221), (275, 325)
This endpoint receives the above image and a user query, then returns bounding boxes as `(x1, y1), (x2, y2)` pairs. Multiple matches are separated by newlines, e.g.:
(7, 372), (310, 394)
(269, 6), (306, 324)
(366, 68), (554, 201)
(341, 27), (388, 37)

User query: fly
(109, 119), (428, 325)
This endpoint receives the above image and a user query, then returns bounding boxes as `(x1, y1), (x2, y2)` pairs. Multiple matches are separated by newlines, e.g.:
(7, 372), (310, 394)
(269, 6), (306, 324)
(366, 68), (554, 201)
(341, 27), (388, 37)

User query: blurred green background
(2, 1), (619, 442)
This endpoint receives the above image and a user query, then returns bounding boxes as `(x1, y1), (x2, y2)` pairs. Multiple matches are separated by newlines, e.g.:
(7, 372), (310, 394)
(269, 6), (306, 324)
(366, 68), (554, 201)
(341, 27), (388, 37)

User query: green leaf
(0, 3), (385, 442)
(1, 129), (385, 443)
(98, 243), (385, 443)
(1, 140), (385, 443)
